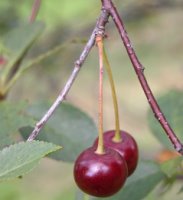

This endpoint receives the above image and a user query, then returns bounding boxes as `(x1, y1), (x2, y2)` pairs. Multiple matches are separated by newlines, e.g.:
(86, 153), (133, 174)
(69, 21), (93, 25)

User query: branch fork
(27, 0), (183, 155)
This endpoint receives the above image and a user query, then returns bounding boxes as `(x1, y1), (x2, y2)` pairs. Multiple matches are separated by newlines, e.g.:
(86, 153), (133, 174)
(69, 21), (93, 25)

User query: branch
(102, 0), (183, 154)
(29, 0), (42, 23)
(27, 9), (110, 141)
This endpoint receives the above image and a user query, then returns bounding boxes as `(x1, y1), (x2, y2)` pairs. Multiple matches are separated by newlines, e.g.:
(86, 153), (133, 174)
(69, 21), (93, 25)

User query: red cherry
(74, 147), (128, 197)
(93, 130), (138, 176)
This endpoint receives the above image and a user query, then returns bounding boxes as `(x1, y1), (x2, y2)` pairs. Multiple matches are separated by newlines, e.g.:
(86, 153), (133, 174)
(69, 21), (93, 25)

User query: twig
(102, 0), (183, 154)
(27, 10), (110, 141)
(29, 0), (42, 23)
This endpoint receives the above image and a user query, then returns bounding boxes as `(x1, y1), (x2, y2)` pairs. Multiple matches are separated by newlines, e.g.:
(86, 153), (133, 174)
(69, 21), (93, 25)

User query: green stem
(95, 36), (105, 155)
(103, 47), (121, 142)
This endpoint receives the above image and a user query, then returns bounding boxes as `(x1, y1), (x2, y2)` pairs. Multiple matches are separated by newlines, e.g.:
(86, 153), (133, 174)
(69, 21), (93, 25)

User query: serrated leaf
(90, 161), (165, 200)
(0, 141), (61, 181)
(20, 101), (98, 162)
(0, 101), (35, 149)
(147, 89), (183, 149)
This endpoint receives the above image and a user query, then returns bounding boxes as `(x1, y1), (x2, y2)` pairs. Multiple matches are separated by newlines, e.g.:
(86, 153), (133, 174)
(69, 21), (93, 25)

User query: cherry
(74, 146), (128, 197)
(93, 130), (138, 176)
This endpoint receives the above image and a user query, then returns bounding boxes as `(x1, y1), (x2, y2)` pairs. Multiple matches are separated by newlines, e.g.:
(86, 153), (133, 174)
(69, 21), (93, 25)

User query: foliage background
(0, 0), (183, 199)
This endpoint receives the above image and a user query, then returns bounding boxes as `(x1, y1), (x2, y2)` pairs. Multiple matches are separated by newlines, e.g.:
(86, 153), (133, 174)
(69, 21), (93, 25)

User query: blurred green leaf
(20, 101), (98, 162)
(0, 101), (35, 149)
(3, 21), (44, 56)
(1, 22), (45, 83)
(178, 185), (183, 194)
(4, 42), (66, 93)
(160, 156), (182, 178)
(90, 160), (165, 200)
(75, 189), (86, 200)
(21, 43), (65, 72)
(0, 141), (61, 181)
(148, 89), (183, 149)
(0, 182), (20, 200)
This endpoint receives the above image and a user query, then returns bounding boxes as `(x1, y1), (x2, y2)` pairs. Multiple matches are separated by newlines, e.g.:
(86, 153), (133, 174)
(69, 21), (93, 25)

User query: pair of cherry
(74, 129), (138, 197)
(73, 36), (138, 197)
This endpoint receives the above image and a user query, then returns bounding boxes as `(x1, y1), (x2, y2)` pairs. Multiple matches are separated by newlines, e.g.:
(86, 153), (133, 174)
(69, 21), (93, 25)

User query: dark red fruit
(93, 130), (138, 176)
(74, 147), (127, 197)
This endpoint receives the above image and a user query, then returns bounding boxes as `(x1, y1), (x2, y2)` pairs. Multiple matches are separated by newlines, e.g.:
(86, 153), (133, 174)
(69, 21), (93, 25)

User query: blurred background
(0, 0), (183, 199)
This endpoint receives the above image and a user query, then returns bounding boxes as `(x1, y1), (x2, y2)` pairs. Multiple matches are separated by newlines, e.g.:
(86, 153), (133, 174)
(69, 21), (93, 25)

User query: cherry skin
(74, 146), (128, 197)
(93, 130), (138, 176)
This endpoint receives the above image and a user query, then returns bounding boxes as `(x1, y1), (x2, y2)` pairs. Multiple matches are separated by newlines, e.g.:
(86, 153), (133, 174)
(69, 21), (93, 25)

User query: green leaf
(1, 22), (45, 83)
(0, 141), (61, 181)
(90, 160), (165, 200)
(0, 101), (35, 149)
(4, 43), (66, 92)
(20, 43), (65, 72)
(178, 186), (183, 194)
(160, 156), (182, 178)
(147, 89), (183, 149)
(0, 182), (20, 200)
(75, 189), (86, 200)
(3, 21), (44, 56)
(20, 101), (98, 162)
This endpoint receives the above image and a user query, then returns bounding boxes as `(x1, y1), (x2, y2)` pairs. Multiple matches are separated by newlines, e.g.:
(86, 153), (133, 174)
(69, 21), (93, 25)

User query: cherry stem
(27, 10), (109, 141)
(102, 0), (183, 154)
(95, 35), (105, 155)
(103, 48), (121, 142)
(29, 0), (41, 23)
